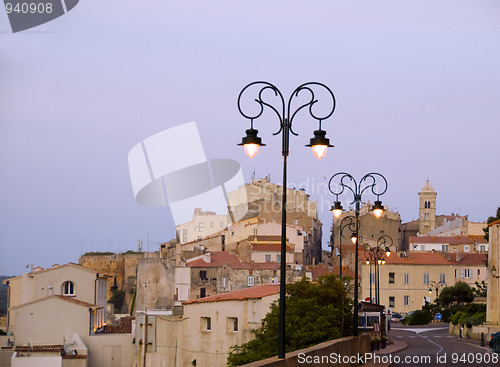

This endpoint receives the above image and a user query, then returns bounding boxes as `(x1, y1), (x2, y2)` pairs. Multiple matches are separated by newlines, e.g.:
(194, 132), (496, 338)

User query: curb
(363, 340), (408, 367)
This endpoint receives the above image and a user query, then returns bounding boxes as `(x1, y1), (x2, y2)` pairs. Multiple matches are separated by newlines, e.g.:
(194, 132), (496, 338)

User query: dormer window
(62, 281), (75, 296)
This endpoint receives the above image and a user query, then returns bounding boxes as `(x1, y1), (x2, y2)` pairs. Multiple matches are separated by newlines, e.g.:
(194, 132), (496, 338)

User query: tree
(227, 275), (353, 366)
(472, 280), (487, 297)
(483, 207), (500, 241)
(437, 281), (474, 307)
(109, 290), (126, 313)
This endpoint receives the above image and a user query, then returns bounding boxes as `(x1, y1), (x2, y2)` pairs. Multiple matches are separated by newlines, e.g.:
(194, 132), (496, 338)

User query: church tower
(418, 180), (437, 235)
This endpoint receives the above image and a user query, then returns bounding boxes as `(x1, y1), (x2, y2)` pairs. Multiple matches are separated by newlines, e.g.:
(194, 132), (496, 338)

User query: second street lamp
(237, 81), (336, 359)
(329, 172), (388, 336)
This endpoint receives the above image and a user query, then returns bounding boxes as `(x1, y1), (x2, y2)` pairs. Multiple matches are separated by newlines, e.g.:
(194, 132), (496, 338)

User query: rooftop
(251, 243), (293, 252)
(186, 252), (241, 267)
(409, 236), (474, 245)
(11, 295), (102, 310)
(184, 283), (280, 304)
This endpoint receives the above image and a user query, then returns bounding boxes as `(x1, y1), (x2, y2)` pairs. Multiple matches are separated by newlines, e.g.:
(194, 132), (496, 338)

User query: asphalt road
(384, 323), (497, 367)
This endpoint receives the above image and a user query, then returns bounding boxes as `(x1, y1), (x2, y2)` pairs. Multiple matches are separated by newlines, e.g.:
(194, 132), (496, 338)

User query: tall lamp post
(329, 172), (388, 336)
(237, 81), (336, 358)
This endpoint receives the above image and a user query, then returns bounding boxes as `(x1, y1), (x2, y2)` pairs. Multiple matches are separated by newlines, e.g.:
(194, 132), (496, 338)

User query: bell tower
(418, 180), (437, 235)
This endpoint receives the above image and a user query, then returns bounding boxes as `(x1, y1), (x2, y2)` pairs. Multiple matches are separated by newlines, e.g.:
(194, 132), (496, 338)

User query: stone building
(409, 235), (488, 253)
(134, 284), (280, 367)
(360, 252), (487, 313)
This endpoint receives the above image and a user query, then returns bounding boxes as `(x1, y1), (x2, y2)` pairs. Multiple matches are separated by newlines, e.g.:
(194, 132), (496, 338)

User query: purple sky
(1, 1), (499, 276)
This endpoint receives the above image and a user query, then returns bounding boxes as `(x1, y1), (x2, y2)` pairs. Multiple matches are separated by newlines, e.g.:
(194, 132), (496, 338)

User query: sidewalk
(456, 335), (493, 353)
(363, 338), (407, 367)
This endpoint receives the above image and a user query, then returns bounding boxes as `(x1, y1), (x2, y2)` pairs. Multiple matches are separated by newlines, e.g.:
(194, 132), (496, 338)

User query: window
(464, 245), (470, 252)
(420, 245), (426, 251)
(271, 277), (278, 283)
(247, 275), (255, 287)
(198, 223), (204, 232)
(197, 236), (202, 240)
(183, 229), (188, 242)
(227, 317), (238, 332)
(389, 273), (395, 284)
(424, 273), (430, 284)
(442, 244), (449, 252)
(62, 281), (75, 296)
(370, 272), (375, 285)
(294, 218), (299, 225)
(199, 270), (207, 280)
(440, 273), (445, 283)
(200, 288), (206, 298)
(424, 213), (429, 221)
(276, 254), (281, 263)
(389, 297), (395, 308)
(461, 269), (472, 279)
(404, 296), (410, 307)
(253, 228), (258, 235)
(265, 255), (271, 263)
(477, 269), (480, 277)
(222, 277), (226, 289)
(404, 273), (409, 284)
(480, 245), (486, 252)
(455, 269), (458, 278)
(201, 317), (211, 331)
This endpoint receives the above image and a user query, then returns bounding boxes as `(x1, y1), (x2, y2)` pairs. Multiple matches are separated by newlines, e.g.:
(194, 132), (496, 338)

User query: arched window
(62, 281), (75, 296)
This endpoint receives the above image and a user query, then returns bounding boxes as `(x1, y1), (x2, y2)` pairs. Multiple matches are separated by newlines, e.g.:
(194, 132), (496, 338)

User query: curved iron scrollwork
(328, 172), (388, 206)
(237, 81), (336, 137)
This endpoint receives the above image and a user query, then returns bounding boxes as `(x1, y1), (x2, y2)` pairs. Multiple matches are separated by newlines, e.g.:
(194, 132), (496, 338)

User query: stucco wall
(487, 223), (500, 324)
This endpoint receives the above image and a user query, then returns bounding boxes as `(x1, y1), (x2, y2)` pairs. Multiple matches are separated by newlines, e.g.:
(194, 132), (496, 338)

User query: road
(382, 323), (497, 367)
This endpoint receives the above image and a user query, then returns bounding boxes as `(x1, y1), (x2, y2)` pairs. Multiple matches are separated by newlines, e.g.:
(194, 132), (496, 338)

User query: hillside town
(0, 178), (499, 366)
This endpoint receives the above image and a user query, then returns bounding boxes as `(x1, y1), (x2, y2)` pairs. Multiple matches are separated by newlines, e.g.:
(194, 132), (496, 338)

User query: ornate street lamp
(238, 81), (336, 358)
(427, 280), (446, 298)
(329, 172), (388, 336)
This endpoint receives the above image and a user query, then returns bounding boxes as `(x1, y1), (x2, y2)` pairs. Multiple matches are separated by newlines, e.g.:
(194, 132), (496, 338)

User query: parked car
(391, 312), (403, 322)
(489, 331), (500, 348)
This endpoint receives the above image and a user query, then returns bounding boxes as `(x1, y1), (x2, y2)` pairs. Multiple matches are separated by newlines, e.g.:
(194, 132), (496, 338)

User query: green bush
(407, 310), (433, 325)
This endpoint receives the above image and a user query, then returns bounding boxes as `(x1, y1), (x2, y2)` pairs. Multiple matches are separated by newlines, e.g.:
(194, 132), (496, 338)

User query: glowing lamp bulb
(373, 208), (383, 219)
(351, 236), (357, 244)
(428, 289), (433, 295)
(244, 144), (260, 159)
(381, 260), (386, 265)
(365, 260), (370, 265)
(312, 144), (328, 160)
(386, 251), (391, 257)
(332, 209), (342, 219)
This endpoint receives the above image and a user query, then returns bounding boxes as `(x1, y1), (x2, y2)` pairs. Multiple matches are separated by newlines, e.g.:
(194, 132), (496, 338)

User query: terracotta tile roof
(63, 355), (87, 359)
(449, 253), (487, 265)
(468, 235), (488, 244)
(251, 243), (292, 252)
(488, 218), (500, 226)
(409, 236), (474, 245)
(381, 252), (487, 266)
(184, 284), (280, 304)
(11, 295), (101, 310)
(186, 252), (241, 268)
(384, 252), (451, 265)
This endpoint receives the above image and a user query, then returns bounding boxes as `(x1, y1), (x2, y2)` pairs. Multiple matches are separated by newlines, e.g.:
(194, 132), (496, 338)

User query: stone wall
(240, 335), (370, 367)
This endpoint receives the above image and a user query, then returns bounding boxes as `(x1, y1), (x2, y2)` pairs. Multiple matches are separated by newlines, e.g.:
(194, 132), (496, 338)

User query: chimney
(456, 251), (461, 262)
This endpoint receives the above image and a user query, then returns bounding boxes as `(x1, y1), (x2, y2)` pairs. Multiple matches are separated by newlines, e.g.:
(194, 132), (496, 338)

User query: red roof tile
(449, 253), (487, 265)
(489, 218), (500, 227)
(251, 243), (292, 252)
(186, 252), (241, 268)
(230, 263), (281, 270)
(382, 252), (487, 266)
(184, 284), (280, 304)
(409, 236), (474, 245)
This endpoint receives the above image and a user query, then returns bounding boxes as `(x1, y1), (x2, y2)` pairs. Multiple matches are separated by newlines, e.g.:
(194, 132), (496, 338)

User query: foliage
(227, 275), (353, 366)
(130, 286), (137, 316)
(124, 250), (144, 254)
(82, 251), (114, 256)
(446, 303), (486, 325)
(437, 282), (474, 307)
(406, 310), (434, 325)
(472, 281), (487, 297)
(109, 290), (126, 313)
(483, 207), (500, 241)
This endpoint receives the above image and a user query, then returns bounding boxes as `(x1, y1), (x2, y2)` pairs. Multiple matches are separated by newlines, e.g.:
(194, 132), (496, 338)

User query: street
(384, 323), (497, 367)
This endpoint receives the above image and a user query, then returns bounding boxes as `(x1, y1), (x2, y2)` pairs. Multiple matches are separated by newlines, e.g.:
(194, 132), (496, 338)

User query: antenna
(138, 240), (143, 252)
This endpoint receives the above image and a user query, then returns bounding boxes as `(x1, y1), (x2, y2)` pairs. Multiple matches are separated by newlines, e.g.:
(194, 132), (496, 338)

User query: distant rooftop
(184, 283), (280, 304)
